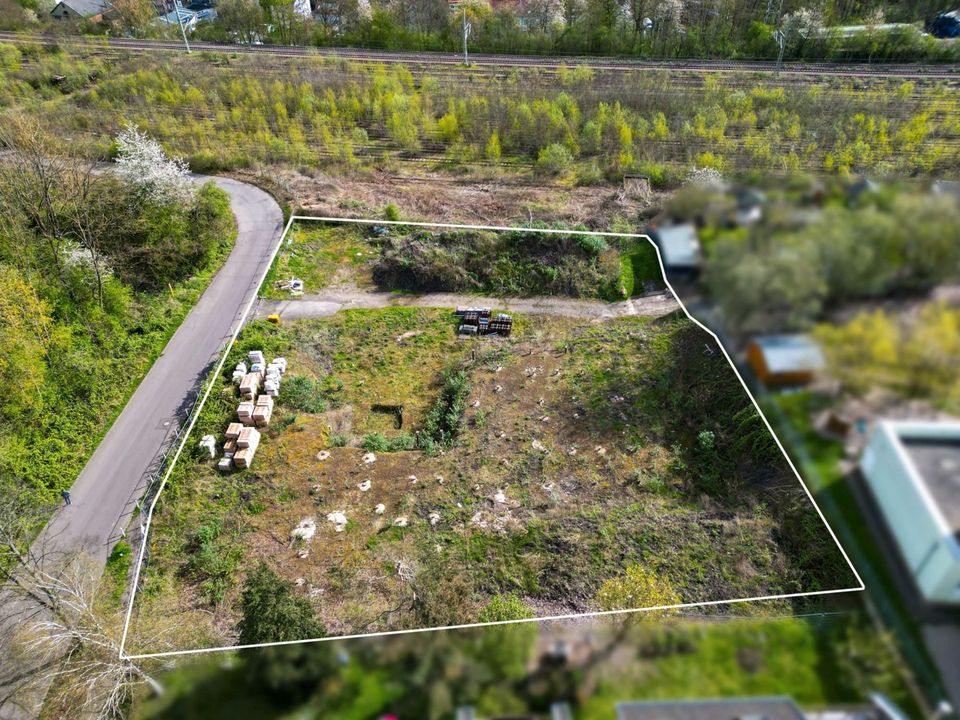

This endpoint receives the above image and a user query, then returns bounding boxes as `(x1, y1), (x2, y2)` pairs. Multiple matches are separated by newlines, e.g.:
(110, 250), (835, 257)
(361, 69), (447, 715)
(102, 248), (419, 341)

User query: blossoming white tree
(115, 125), (196, 206)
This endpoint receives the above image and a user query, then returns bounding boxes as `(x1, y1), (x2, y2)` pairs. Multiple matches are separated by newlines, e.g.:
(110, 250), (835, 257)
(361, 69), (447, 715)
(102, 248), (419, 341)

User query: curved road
(35, 177), (284, 566)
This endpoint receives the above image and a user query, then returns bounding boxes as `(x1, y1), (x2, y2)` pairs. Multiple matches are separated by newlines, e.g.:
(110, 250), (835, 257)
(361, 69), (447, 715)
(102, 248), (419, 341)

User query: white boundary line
(119, 215), (864, 660)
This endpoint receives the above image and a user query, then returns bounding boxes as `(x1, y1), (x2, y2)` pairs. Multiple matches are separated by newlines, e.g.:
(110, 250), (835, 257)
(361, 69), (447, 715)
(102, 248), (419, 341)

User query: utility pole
(774, 28), (785, 71)
(461, 5), (472, 66)
(174, 0), (191, 53)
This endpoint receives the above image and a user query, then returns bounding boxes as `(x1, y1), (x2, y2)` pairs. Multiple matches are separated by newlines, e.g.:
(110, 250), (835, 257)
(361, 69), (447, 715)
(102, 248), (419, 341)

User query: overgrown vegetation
(0, 117), (235, 546)
(374, 227), (626, 299)
(1, 44), (957, 183)
(693, 179), (960, 333)
(417, 369), (471, 453)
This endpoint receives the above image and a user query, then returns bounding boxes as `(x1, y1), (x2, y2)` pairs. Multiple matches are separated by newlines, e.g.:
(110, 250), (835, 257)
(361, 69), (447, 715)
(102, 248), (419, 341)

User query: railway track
(1, 30), (958, 79)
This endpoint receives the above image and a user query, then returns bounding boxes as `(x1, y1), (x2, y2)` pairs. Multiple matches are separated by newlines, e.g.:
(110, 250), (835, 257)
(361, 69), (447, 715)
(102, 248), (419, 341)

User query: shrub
(361, 432), (415, 452)
(418, 369), (471, 453)
(236, 562), (326, 645)
(282, 375), (327, 414)
(478, 593), (535, 622)
(535, 143), (575, 175)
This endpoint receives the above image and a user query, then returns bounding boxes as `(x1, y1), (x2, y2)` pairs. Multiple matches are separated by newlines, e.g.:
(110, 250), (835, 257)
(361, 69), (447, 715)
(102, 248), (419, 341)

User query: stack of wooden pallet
(252, 395), (274, 426)
(234, 427), (261, 469)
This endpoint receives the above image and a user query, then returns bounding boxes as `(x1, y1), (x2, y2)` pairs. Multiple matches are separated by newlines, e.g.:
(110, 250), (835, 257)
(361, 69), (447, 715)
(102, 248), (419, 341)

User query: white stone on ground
(326, 511), (348, 532)
(316, 450), (331, 461)
(362, 452), (376, 464)
(374, 503), (385, 514)
(358, 480), (371, 492)
(393, 516), (409, 527)
(291, 518), (316, 541)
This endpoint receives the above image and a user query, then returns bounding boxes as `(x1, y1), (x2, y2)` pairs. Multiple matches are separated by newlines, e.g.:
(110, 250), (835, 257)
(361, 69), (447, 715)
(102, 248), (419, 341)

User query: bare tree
(0, 497), (159, 719)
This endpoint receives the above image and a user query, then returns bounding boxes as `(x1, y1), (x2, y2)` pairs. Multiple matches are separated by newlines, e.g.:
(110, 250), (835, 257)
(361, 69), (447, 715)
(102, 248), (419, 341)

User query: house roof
(750, 335), (825, 375)
(616, 697), (806, 720)
(651, 223), (700, 269)
(53, 0), (111, 16)
(881, 421), (960, 538)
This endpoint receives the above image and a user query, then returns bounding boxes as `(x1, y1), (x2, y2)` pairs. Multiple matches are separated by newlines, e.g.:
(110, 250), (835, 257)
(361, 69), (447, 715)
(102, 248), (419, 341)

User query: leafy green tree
(0, 265), (51, 420)
(236, 562), (326, 645)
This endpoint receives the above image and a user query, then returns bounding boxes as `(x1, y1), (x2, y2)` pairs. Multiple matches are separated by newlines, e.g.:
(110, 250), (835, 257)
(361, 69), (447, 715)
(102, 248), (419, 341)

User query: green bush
(477, 593), (535, 622)
(361, 432), (415, 452)
(418, 369), (471, 453)
(535, 143), (575, 176)
(282, 375), (327, 414)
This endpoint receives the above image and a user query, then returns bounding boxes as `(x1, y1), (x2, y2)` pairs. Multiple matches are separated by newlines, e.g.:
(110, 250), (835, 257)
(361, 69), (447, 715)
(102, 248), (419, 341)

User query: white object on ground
(393, 516), (409, 527)
(291, 518), (317, 541)
(326, 511), (348, 532)
(428, 512), (441, 526)
(358, 480), (371, 492)
(362, 452), (377, 464)
(316, 450), (331, 461)
(493, 490), (507, 504)
(408, 475), (418, 484)
(374, 503), (385, 514)
(199, 435), (217, 459)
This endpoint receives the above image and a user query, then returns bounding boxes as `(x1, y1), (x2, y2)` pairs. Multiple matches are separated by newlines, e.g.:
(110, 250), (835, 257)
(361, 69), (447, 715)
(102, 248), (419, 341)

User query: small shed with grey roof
(50, 0), (111, 18)
(616, 697), (806, 720)
(746, 335), (826, 388)
(860, 420), (960, 605)
(648, 223), (701, 274)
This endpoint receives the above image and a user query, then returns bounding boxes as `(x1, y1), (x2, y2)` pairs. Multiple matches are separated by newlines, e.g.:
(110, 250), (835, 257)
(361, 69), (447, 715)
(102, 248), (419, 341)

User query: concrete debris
(295, 578), (306, 588)
(595, 445), (607, 456)
(539, 415), (550, 422)
(291, 517), (317, 542)
(226, 423), (243, 440)
(362, 452), (377, 464)
(316, 450), (331, 461)
(393, 516), (409, 527)
(237, 401), (256, 425)
(217, 457), (233, 472)
(470, 512), (488, 529)
(326, 511), (348, 532)
(407, 475), (418, 484)
(297, 549), (309, 559)
(199, 435), (217, 459)
(493, 489), (507, 504)
(471, 399), (481, 408)
(531, 439), (547, 452)
(494, 384), (504, 393)
(428, 512), (441, 526)
(308, 587), (324, 598)
(395, 330), (423, 343)
(358, 479), (371, 492)
(375, 503), (385, 514)
(434, 474), (444, 484)
(248, 350), (265, 366)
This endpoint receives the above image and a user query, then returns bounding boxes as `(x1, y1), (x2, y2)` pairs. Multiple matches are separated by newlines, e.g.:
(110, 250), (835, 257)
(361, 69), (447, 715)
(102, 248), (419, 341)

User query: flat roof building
(648, 223), (701, 274)
(860, 420), (960, 605)
(616, 697), (807, 720)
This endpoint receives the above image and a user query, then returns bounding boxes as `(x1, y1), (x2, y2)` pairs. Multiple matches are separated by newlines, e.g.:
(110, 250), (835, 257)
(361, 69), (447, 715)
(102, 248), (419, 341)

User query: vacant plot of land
(126, 306), (855, 653)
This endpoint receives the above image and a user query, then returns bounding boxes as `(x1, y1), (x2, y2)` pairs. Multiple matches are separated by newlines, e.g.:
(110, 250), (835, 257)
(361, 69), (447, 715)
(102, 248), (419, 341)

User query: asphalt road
(33, 176), (283, 566)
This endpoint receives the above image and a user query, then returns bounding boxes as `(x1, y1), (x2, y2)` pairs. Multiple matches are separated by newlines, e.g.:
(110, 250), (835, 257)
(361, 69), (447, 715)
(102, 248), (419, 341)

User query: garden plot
(125, 305), (860, 655)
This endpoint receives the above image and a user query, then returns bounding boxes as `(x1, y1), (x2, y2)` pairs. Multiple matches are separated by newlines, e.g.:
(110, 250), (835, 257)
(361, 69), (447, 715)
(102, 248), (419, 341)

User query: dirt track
(254, 287), (681, 321)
